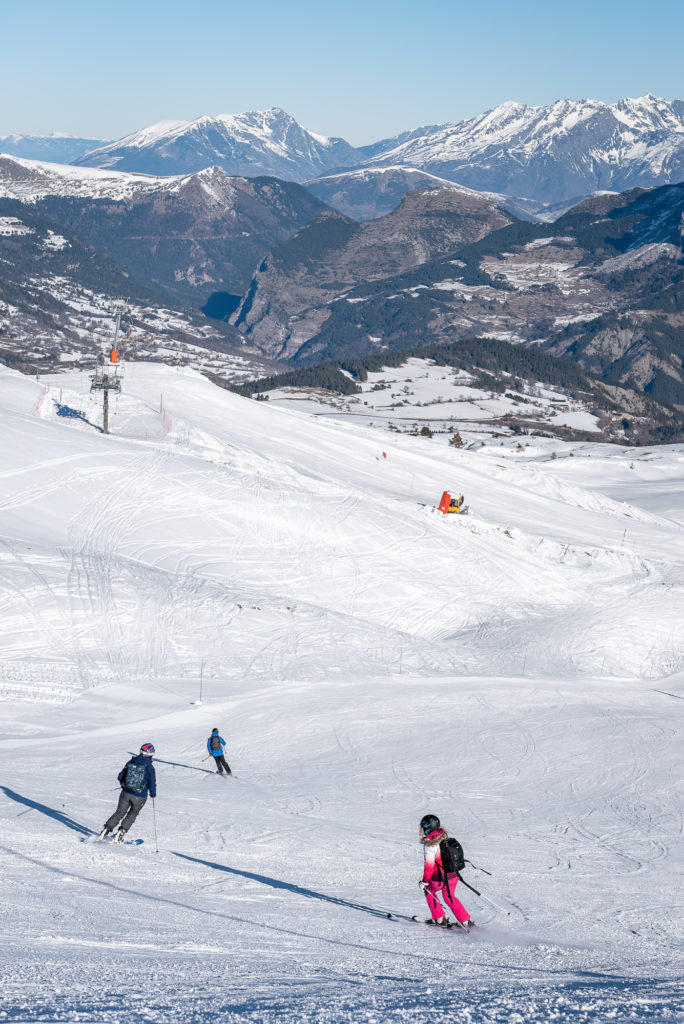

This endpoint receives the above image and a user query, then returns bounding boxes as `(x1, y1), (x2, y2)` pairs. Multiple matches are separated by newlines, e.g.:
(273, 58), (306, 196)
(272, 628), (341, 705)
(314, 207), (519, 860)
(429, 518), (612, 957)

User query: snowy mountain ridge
(303, 165), (512, 220)
(0, 132), (113, 165)
(0, 155), (324, 220)
(6, 94), (684, 212)
(363, 94), (684, 161)
(73, 107), (360, 181)
(58, 94), (684, 211)
(0, 152), (180, 201)
(362, 94), (684, 208)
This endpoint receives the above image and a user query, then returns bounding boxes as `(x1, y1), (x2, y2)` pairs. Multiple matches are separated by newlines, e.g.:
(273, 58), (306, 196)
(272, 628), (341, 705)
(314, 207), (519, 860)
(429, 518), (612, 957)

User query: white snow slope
(0, 363), (682, 1023)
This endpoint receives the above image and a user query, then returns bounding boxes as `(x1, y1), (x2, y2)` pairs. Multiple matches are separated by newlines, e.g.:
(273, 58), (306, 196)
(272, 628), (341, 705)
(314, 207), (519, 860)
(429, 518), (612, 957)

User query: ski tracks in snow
(64, 448), (173, 676)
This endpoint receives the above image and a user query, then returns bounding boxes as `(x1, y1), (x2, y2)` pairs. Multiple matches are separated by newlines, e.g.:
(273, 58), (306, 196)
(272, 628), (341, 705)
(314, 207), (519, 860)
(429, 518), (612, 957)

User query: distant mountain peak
(0, 132), (114, 165)
(74, 108), (359, 180)
(361, 94), (684, 209)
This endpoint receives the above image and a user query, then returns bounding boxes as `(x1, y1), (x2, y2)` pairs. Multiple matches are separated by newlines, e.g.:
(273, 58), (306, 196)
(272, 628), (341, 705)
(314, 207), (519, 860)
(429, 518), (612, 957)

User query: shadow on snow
(0, 785), (94, 837)
(1, 844), (640, 986)
(173, 851), (405, 921)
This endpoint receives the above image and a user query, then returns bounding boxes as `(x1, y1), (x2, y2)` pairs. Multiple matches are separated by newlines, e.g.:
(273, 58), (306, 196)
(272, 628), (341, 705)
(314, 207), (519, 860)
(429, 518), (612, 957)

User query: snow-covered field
(264, 358), (600, 434)
(1, 362), (682, 1022)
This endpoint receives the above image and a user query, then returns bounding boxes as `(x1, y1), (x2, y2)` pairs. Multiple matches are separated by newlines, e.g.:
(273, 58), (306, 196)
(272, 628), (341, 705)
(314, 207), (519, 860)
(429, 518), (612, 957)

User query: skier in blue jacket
(207, 728), (231, 774)
(99, 743), (157, 842)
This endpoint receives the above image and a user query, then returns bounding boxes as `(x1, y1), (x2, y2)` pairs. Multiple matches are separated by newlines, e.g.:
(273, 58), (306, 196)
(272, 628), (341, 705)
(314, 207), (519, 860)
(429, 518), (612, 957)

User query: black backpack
(210, 735), (221, 751)
(440, 837), (465, 874)
(123, 761), (146, 794)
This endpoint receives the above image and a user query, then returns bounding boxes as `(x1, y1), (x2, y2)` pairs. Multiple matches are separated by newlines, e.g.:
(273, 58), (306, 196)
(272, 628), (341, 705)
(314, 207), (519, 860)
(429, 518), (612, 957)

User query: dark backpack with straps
(210, 735), (221, 751)
(440, 837), (465, 874)
(123, 761), (146, 794)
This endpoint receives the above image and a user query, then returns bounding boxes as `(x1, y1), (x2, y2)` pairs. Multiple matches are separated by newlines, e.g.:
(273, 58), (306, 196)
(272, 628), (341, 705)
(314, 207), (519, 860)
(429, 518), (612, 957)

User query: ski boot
(98, 827), (111, 841)
(426, 916), (451, 927)
(114, 829), (127, 844)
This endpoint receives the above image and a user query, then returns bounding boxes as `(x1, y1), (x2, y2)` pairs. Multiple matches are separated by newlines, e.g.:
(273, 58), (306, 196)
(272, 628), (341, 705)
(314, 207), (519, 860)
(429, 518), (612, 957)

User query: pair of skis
(83, 835), (144, 847)
(386, 869), (512, 930)
(386, 912), (473, 933)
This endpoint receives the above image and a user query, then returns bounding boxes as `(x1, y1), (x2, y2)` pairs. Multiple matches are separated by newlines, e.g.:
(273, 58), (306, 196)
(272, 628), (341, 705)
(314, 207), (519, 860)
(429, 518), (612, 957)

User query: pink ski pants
(424, 873), (470, 924)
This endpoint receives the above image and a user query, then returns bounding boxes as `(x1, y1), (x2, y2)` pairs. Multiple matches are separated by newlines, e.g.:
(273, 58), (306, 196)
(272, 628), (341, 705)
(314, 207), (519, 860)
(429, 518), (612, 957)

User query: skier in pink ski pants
(419, 813), (473, 927)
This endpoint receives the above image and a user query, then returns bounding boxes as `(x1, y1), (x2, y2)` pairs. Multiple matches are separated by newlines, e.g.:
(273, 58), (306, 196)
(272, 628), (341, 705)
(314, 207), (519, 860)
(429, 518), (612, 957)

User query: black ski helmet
(420, 813), (440, 835)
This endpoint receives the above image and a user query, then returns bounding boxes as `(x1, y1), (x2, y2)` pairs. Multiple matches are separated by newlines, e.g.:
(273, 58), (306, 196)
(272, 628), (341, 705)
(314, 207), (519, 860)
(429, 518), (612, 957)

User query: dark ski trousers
(105, 790), (146, 833)
(214, 755), (231, 774)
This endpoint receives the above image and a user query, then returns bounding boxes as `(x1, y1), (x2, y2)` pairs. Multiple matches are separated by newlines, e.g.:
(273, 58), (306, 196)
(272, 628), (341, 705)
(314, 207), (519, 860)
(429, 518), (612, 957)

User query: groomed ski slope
(0, 363), (682, 1023)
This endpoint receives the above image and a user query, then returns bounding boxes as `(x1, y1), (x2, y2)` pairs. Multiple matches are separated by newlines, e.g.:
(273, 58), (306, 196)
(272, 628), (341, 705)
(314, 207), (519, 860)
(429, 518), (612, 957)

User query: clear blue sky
(3, 0), (683, 144)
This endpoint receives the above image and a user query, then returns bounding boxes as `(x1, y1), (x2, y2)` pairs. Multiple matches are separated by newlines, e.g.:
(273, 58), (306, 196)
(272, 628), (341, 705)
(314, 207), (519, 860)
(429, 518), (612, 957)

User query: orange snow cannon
(438, 491), (465, 514)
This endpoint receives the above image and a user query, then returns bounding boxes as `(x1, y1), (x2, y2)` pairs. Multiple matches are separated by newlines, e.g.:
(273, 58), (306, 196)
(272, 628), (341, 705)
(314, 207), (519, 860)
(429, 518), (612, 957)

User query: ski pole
(458, 873), (511, 916)
(473, 890), (514, 917)
(457, 872), (511, 917)
(436, 892), (470, 934)
(465, 859), (492, 877)
(421, 883), (470, 934)
(152, 798), (159, 854)
(456, 873), (481, 897)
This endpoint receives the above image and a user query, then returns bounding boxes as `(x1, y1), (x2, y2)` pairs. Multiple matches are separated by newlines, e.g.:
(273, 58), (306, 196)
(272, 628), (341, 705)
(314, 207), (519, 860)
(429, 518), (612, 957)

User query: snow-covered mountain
(73, 108), (361, 180)
(361, 94), (684, 210)
(65, 95), (684, 213)
(0, 154), (329, 382)
(0, 132), (112, 164)
(0, 154), (327, 337)
(303, 165), (509, 221)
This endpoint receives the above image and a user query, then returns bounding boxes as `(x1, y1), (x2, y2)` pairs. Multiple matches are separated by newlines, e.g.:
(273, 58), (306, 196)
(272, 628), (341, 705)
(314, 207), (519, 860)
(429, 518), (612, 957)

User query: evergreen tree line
(229, 333), (683, 442)
(232, 336), (597, 400)
(231, 363), (360, 398)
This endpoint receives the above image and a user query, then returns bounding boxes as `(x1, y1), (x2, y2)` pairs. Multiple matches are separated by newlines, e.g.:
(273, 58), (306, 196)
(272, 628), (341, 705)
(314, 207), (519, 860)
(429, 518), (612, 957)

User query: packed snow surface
(0, 363), (682, 1022)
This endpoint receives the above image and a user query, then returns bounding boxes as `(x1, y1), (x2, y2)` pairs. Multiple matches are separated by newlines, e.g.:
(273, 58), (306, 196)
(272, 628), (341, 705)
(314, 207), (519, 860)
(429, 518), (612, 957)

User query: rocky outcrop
(232, 188), (513, 358)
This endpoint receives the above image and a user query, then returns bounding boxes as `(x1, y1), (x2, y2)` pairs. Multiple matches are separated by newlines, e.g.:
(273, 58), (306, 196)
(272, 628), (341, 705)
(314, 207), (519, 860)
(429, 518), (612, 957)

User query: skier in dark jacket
(206, 728), (231, 774)
(99, 743), (157, 843)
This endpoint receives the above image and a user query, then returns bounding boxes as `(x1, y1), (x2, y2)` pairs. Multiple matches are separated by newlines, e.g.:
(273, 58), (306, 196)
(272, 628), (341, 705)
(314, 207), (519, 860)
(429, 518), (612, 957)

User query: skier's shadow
(173, 852), (400, 921)
(0, 786), (93, 837)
